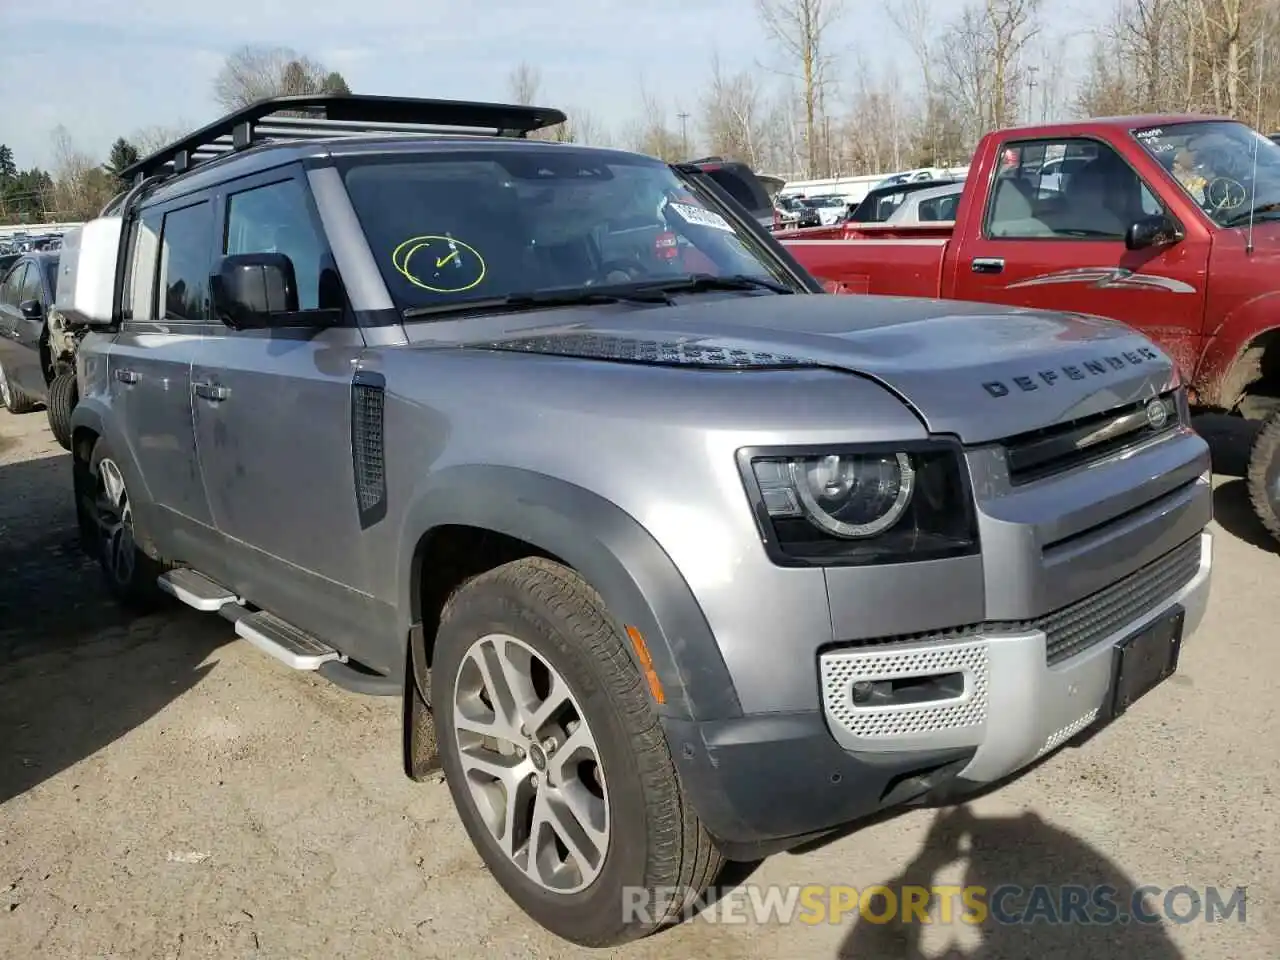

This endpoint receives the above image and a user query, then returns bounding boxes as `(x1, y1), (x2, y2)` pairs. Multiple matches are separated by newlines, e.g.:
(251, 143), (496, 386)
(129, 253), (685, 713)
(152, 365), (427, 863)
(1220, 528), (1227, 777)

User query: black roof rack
(120, 93), (568, 183)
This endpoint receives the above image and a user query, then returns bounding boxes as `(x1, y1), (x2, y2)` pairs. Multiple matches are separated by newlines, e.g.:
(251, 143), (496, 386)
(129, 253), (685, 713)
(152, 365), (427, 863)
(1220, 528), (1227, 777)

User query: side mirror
(1125, 214), (1182, 251)
(209, 252), (299, 330)
(18, 299), (43, 320)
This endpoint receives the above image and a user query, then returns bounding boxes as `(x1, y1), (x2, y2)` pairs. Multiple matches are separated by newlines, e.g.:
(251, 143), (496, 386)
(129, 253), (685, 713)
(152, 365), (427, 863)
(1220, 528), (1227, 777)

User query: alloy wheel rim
(452, 632), (610, 894)
(95, 458), (136, 586)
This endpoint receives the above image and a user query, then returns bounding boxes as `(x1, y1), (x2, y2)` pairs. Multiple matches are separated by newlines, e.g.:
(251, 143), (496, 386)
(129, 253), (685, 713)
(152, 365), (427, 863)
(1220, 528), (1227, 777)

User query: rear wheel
(87, 439), (169, 609)
(0, 360), (38, 414)
(45, 372), (77, 450)
(432, 557), (722, 947)
(1247, 410), (1280, 546)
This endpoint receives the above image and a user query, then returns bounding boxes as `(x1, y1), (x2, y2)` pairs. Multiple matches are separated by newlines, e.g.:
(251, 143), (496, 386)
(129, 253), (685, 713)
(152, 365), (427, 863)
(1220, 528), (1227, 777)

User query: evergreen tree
(104, 138), (141, 183)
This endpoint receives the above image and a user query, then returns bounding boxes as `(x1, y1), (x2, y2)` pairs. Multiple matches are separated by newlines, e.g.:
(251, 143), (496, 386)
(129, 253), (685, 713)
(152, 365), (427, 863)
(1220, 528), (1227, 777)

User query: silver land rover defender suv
(57, 95), (1213, 947)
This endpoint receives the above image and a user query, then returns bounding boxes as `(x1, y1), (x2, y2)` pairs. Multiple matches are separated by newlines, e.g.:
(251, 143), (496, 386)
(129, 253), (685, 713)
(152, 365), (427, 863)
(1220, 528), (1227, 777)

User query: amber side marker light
(625, 625), (667, 705)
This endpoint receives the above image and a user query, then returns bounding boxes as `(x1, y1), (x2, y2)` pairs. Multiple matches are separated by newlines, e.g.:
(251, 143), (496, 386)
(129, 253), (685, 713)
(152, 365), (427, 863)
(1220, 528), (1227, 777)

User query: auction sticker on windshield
(666, 200), (735, 232)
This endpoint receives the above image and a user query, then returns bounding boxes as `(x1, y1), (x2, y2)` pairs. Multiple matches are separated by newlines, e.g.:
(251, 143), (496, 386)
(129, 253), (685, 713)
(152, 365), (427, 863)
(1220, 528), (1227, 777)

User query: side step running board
(158, 568), (241, 611)
(232, 610), (342, 671)
(156, 568), (399, 694)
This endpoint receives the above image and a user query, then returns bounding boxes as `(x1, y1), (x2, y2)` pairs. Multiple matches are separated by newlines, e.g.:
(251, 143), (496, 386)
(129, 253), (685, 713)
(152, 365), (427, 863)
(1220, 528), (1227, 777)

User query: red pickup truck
(779, 114), (1280, 540)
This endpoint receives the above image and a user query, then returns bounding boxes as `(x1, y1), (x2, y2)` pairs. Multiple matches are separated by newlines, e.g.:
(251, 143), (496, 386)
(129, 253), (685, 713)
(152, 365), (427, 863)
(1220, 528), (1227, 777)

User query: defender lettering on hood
(981, 346), (1163, 398)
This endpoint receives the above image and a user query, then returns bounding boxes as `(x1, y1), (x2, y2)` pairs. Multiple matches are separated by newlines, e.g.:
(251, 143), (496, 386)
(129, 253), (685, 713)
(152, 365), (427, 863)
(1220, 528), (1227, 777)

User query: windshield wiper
(634, 273), (795, 296)
(402, 287), (673, 320)
(1223, 201), (1280, 227)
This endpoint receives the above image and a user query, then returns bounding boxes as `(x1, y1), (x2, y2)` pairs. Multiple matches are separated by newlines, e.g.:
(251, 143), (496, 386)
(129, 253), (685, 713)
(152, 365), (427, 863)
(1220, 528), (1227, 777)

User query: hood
(465, 294), (1179, 444)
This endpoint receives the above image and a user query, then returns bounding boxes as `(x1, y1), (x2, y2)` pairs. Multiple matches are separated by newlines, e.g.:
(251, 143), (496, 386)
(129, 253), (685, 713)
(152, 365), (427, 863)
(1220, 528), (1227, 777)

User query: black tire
(86, 438), (169, 609)
(0, 360), (39, 414)
(46, 371), (77, 450)
(1247, 410), (1280, 545)
(432, 557), (722, 947)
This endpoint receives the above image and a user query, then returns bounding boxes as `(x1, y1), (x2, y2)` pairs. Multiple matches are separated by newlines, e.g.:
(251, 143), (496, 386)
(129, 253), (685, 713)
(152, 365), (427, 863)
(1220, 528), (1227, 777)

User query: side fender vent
(351, 370), (387, 528)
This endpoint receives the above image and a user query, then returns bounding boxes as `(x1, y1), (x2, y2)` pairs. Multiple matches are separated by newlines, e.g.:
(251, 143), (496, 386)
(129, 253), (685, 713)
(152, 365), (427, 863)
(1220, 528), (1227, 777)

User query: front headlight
(738, 443), (979, 567)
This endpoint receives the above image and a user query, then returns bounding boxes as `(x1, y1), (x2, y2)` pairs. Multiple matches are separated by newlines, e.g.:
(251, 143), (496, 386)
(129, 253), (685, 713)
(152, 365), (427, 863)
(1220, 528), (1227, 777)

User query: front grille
(1036, 535), (1202, 664)
(1003, 392), (1179, 486)
(830, 535), (1203, 664)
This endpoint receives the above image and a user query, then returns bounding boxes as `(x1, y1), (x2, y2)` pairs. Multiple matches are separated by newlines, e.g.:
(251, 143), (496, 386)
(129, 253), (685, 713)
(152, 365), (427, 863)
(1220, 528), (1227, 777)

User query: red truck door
(950, 135), (1209, 362)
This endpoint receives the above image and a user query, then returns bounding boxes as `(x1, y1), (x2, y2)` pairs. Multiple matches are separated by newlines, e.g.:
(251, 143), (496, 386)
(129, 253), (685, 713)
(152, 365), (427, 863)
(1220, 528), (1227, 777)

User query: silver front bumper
(818, 531), (1212, 785)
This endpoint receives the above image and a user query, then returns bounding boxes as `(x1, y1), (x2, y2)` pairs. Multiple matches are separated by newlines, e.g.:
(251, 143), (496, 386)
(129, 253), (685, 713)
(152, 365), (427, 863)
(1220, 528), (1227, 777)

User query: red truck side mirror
(1125, 214), (1183, 251)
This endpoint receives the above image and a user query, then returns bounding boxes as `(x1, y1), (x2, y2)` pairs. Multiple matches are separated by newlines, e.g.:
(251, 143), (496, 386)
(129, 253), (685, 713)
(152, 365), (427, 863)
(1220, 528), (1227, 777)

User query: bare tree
(625, 81), (684, 161)
(48, 126), (118, 219)
(212, 45), (351, 111)
(700, 54), (766, 166)
(505, 61), (580, 141)
(506, 62), (543, 105)
(129, 123), (194, 157)
(1074, 0), (1280, 130)
(755, 0), (845, 177)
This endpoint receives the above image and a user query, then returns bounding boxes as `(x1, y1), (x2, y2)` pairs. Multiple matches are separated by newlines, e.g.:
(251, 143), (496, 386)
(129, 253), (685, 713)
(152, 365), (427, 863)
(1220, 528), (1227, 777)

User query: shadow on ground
(0, 450), (227, 804)
(835, 806), (1185, 960)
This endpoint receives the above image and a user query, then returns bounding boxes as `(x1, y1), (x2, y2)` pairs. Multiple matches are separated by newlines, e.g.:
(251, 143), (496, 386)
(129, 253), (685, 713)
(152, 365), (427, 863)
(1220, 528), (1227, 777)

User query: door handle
(114, 368), (140, 384)
(193, 382), (230, 402)
(971, 257), (1005, 274)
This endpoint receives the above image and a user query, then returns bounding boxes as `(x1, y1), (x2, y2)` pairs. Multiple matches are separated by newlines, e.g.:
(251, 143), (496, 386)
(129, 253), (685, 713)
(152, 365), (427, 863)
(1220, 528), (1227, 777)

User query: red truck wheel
(1247, 411), (1280, 546)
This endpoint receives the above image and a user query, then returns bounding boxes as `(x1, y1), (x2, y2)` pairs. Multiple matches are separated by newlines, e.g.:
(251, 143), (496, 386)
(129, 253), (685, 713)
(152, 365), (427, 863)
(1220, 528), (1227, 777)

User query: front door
(109, 200), (214, 551)
(952, 135), (1210, 372)
(190, 166), (377, 647)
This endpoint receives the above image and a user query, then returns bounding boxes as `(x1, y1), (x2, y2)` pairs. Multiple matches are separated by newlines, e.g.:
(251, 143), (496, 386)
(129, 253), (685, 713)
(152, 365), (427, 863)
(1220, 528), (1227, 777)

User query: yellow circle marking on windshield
(392, 235), (486, 293)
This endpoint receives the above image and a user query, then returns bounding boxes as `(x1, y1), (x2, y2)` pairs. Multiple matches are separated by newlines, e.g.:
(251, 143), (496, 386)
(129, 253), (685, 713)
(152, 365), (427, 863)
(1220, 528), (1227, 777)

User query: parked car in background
(0, 249), (78, 446)
(0, 251), (58, 413)
(775, 194), (821, 228)
(844, 177), (966, 224)
(883, 181), (965, 225)
(805, 193), (850, 225)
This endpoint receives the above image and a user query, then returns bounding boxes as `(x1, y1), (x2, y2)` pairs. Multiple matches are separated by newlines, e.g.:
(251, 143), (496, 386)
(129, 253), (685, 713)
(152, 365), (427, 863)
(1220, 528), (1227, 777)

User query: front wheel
(86, 440), (169, 609)
(1248, 411), (1280, 546)
(431, 557), (722, 947)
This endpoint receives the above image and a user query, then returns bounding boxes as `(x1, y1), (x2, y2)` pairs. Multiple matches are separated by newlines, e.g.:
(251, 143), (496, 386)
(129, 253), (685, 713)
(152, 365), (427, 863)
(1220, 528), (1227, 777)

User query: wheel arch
(398, 465), (742, 727)
(69, 399), (162, 555)
(1193, 294), (1280, 412)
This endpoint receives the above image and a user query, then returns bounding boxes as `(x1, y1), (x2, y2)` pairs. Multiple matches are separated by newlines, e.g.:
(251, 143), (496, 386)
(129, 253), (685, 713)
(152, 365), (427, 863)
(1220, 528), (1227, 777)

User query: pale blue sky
(0, 0), (1108, 170)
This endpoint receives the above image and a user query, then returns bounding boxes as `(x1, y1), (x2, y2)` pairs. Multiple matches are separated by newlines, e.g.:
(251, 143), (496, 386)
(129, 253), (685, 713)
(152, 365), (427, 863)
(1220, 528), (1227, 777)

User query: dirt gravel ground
(1, 408), (1276, 960)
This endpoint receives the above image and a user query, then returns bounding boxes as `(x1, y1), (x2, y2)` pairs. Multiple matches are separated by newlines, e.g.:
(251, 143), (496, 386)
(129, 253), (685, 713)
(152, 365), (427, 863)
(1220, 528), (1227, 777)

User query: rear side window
(158, 201), (213, 322)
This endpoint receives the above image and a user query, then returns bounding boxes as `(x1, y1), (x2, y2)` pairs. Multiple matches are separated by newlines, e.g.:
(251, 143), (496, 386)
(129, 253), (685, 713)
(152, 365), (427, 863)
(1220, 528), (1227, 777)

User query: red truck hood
(468, 293), (1180, 445)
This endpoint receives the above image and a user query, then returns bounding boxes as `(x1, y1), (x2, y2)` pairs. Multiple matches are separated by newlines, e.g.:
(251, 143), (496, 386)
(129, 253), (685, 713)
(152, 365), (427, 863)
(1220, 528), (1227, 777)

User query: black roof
(121, 93), (569, 184)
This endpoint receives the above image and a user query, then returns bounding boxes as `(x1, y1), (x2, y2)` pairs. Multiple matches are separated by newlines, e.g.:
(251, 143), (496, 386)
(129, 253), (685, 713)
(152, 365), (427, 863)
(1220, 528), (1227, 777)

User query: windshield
(338, 149), (791, 314)
(1133, 120), (1280, 226)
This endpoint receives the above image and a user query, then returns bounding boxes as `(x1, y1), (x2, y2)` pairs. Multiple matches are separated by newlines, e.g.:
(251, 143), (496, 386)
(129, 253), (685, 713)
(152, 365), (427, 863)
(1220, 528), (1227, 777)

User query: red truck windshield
(1133, 120), (1280, 227)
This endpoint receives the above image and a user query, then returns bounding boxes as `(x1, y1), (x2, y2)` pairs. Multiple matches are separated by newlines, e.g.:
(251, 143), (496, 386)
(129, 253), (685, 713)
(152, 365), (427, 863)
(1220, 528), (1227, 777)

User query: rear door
(110, 198), (215, 542)
(951, 135), (1209, 360)
(189, 163), (379, 647)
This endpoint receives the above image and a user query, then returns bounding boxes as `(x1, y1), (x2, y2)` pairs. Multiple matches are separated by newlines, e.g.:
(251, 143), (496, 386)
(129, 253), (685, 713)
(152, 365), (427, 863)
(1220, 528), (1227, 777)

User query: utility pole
(677, 112), (690, 157)
(1026, 66), (1039, 125)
